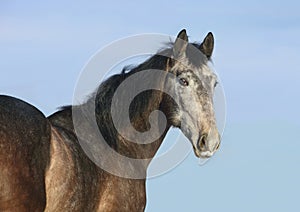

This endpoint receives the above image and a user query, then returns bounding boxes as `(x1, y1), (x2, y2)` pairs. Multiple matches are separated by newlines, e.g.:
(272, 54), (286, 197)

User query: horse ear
(173, 29), (188, 58)
(199, 32), (214, 59)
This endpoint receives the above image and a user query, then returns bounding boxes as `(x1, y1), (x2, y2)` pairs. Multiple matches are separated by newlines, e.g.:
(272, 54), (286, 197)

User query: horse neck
(117, 89), (171, 161)
(109, 56), (172, 162)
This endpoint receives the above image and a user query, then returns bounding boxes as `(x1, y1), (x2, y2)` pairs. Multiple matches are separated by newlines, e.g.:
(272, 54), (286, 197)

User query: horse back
(0, 95), (51, 211)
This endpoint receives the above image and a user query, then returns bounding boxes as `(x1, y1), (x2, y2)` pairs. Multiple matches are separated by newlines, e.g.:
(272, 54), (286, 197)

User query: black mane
(86, 50), (171, 149)
(56, 42), (208, 150)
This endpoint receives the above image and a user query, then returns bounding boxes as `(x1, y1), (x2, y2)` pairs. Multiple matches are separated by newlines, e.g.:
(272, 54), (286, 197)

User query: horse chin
(193, 147), (213, 159)
(193, 149), (213, 165)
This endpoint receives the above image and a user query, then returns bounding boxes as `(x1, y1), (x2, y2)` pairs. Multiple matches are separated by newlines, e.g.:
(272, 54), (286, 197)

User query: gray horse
(0, 29), (220, 211)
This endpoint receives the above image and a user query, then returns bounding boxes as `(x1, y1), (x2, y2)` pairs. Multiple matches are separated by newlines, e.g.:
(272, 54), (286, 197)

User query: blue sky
(1, 1), (300, 211)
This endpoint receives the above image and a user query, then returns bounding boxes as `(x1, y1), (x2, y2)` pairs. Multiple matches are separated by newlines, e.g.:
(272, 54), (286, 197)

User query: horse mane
(85, 49), (172, 150)
(58, 42), (208, 150)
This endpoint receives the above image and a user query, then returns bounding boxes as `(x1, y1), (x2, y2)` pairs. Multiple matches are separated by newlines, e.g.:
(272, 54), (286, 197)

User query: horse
(0, 29), (221, 211)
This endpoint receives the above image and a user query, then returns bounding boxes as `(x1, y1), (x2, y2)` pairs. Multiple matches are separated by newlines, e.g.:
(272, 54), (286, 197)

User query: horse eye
(179, 78), (189, 86)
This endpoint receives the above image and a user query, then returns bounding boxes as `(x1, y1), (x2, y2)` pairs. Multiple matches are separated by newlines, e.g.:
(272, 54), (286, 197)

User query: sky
(1, 1), (300, 211)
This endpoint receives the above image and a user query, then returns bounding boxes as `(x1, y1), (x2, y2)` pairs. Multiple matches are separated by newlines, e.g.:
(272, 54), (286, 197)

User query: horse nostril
(215, 142), (220, 150)
(197, 134), (207, 151)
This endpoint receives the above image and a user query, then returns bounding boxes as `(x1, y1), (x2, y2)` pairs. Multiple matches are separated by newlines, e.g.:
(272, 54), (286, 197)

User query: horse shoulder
(44, 126), (81, 211)
(45, 110), (101, 211)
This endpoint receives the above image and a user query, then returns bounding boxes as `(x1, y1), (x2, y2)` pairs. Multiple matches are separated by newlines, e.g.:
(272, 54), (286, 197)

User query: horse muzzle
(194, 128), (221, 158)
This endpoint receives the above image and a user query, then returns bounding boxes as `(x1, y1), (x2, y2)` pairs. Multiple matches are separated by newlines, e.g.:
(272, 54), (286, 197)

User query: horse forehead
(185, 64), (216, 83)
(171, 57), (216, 81)
(197, 64), (217, 81)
